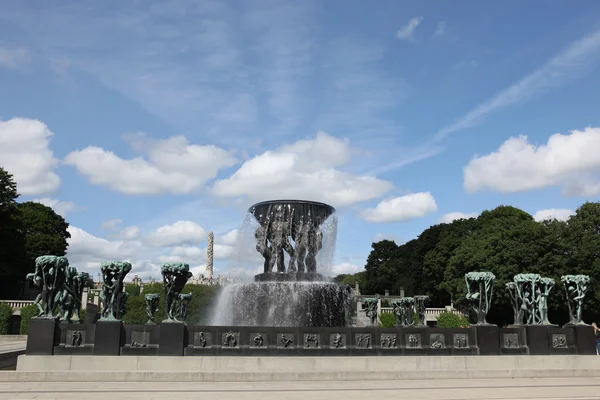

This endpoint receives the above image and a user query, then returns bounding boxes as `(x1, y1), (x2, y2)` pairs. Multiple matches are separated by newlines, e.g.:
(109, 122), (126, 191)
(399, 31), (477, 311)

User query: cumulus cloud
(67, 224), (240, 279)
(109, 225), (141, 241)
(144, 221), (206, 247)
(533, 208), (574, 222)
(439, 212), (479, 224)
(331, 262), (362, 275)
(0, 118), (60, 195)
(463, 127), (600, 196)
(66, 226), (144, 272)
(31, 198), (76, 217)
(64, 133), (237, 195)
(211, 131), (393, 207)
(360, 192), (438, 223)
(396, 17), (423, 40)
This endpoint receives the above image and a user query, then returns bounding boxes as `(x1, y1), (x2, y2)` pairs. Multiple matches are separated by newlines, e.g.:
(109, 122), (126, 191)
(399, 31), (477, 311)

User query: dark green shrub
(436, 311), (470, 328)
(122, 294), (148, 325)
(79, 308), (87, 323)
(379, 312), (395, 328)
(0, 303), (13, 335)
(19, 304), (38, 334)
(121, 282), (221, 325)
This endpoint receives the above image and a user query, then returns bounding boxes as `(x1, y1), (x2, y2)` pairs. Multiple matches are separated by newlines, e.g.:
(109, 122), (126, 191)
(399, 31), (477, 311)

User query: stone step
(3, 368), (600, 382)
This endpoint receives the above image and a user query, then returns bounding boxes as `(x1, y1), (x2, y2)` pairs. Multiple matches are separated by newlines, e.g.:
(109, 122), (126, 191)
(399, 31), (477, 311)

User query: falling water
(209, 200), (353, 327)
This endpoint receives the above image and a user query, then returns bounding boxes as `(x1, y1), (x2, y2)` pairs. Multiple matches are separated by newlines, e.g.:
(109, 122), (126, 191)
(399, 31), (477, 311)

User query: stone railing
(379, 307), (462, 322)
(0, 300), (35, 315)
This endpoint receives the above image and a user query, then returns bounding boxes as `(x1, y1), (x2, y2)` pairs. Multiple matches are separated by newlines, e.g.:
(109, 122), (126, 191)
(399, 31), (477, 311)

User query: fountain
(211, 200), (353, 327)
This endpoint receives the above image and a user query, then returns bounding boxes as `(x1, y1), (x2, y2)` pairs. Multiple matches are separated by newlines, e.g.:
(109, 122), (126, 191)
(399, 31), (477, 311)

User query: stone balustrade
(0, 300), (35, 315)
(380, 306), (462, 322)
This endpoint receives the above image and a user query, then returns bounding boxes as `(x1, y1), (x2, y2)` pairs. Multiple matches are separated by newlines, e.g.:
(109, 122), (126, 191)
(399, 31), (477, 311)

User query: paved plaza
(0, 378), (599, 400)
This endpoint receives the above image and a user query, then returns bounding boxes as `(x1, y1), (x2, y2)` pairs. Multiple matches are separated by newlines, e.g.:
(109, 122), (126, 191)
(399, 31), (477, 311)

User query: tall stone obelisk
(205, 231), (214, 279)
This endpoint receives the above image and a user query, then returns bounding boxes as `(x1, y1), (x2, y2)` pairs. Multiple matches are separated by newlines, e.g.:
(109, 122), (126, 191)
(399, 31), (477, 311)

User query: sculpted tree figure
(465, 271), (495, 325)
(538, 277), (555, 325)
(26, 255), (69, 319)
(99, 261), (131, 321)
(162, 263), (192, 322)
(562, 275), (590, 325)
(506, 282), (523, 325)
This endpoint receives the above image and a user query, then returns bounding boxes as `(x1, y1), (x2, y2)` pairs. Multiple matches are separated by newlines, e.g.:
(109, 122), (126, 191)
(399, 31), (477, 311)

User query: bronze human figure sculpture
(145, 293), (160, 324)
(26, 255), (69, 319)
(414, 295), (429, 327)
(364, 298), (378, 326)
(161, 263), (193, 322)
(99, 261), (131, 321)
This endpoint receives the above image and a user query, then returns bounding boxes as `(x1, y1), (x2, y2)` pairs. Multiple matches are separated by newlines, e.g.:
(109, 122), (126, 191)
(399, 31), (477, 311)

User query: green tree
(17, 201), (70, 261)
(423, 218), (477, 307)
(0, 168), (28, 298)
(565, 202), (600, 322)
(363, 240), (400, 294)
(341, 271), (366, 289)
(443, 206), (547, 326)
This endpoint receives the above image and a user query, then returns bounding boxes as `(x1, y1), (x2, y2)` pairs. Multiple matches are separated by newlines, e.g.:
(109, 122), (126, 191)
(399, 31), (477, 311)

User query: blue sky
(1, 1), (600, 280)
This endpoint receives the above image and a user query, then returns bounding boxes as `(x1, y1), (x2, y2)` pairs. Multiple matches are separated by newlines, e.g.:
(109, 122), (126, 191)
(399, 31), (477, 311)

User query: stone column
(205, 231), (214, 279)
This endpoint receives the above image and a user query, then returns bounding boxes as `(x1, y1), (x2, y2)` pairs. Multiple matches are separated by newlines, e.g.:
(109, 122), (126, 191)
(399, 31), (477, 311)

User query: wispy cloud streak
(433, 29), (600, 142)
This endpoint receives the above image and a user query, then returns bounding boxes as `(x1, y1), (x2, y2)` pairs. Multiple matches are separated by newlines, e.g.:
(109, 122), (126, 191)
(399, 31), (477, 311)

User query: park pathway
(1, 377), (599, 399)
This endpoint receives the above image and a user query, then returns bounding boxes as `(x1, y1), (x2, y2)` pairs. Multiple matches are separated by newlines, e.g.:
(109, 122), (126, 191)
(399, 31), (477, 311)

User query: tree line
(335, 203), (600, 326)
(0, 168), (71, 299)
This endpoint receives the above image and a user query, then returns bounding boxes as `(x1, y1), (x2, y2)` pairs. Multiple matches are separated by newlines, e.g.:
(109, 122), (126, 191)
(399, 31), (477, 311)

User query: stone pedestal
(572, 325), (596, 355)
(26, 318), (59, 355)
(159, 323), (186, 356)
(475, 325), (500, 355)
(526, 326), (550, 355)
(93, 320), (124, 355)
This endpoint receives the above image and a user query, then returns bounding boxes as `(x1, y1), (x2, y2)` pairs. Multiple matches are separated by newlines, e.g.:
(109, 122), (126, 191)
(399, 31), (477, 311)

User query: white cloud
(0, 47), (29, 70)
(464, 127), (600, 196)
(66, 226), (144, 273)
(434, 21), (446, 38)
(373, 233), (400, 243)
(533, 208), (574, 222)
(361, 192), (438, 223)
(216, 229), (238, 246)
(434, 28), (600, 141)
(144, 220), (206, 247)
(396, 17), (423, 40)
(66, 222), (242, 280)
(331, 262), (362, 275)
(100, 219), (123, 230)
(64, 134), (237, 195)
(439, 212), (479, 224)
(211, 131), (393, 207)
(0, 118), (60, 195)
(109, 226), (141, 241)
(31, 198), (76, 217)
